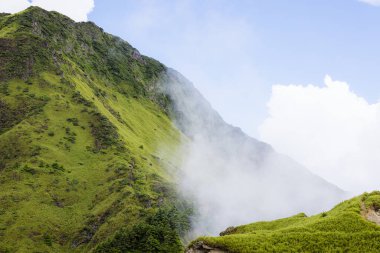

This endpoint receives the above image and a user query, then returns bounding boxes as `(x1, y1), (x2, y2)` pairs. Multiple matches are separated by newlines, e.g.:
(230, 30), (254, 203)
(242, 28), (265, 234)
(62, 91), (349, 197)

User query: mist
(158, 69), (346, 236)
(0, 0), (94, 21)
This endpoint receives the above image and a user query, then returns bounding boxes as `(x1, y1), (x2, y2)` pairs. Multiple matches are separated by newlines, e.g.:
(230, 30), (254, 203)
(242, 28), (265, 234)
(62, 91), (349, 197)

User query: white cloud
(31, 0), (94, 21)
(0, 0), (30, 13)
(259, 76), (380, 193)
(359, 0), (380, 6)
(0, 0), (94, 21)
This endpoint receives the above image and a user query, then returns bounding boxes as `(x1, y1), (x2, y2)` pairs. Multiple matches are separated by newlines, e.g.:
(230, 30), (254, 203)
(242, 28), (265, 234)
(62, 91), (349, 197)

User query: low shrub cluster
(94, 207), (189, 253)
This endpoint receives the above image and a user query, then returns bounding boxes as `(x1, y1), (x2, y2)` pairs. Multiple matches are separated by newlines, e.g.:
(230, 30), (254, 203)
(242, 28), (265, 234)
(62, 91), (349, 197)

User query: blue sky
(1, 0), (380, 137)
(2, 0), (380, 191)
(87, 0), (380, 137)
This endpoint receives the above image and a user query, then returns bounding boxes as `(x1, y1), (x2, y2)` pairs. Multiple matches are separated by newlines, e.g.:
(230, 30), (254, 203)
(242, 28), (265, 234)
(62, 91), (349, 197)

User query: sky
(1, 0), (380, 136)
(88, 0), (380, 138)
(259, 76), (380, 193)
(1, 0), (380, 193)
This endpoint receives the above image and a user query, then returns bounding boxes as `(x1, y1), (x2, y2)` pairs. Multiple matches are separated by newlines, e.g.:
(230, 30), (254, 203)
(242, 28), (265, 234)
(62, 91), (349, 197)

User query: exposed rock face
(365, 208), (380, 225)
(360, 201), (380, 225)
(186, 241), (228, 253)
(219, 226), (237, 236)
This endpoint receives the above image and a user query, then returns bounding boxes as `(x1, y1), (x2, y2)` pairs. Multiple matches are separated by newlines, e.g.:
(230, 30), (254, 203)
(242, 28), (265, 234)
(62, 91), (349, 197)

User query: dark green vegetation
(0, 7), (190, 252)
(189, 191), (380, 253)
(95, 207), (191, 253)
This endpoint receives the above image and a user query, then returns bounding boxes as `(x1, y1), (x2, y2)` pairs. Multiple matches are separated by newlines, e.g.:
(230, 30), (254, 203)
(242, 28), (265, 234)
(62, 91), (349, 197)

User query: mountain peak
(0, 7), (164, 96)
(0, 7), (184, 252)
(22, 5), (74, 22)
(24, 5), (46, 13)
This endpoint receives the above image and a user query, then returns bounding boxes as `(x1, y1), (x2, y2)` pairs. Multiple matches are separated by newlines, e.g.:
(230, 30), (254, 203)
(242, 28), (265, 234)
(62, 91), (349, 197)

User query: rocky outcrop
(364, 208), (380, 225)
(186, 241), (228, 253)
(219, 226), (237, 236)
(361, 201), (380, 225)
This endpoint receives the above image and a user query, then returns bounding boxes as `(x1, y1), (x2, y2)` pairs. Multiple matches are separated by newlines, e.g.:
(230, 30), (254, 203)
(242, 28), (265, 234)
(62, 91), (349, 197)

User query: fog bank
(159, 70), (346, 236)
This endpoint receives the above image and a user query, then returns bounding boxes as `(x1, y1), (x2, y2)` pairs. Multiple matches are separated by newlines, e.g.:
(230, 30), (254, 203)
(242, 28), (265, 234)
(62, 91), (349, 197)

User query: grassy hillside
(0, 6), (366, 253)
(0, 7), (190, 252)
(188, 191), (380, 253)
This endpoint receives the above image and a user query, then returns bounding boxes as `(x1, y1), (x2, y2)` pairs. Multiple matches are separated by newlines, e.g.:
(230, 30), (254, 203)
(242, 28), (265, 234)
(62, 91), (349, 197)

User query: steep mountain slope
(0, 6), (347, 253)
(0, 7), (190, 253)
(187, 191), (380, 253)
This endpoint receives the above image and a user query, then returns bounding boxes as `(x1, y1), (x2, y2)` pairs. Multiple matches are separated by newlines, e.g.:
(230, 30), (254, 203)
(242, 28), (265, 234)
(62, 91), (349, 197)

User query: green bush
(89, 112), (121, 151)
(95, 208), (186, 253)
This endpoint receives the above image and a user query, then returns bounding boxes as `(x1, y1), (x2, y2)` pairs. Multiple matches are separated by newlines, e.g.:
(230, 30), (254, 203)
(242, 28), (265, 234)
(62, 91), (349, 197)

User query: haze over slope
(160, 70), (346, 235)
(0, 6), (346, 252)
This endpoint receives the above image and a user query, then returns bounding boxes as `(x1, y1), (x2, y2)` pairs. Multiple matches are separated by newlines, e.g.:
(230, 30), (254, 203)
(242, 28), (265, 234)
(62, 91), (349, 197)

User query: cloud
(31, 0), (94, 21)
(161, 70), (345, 236)
(0, 0), (30, 13)
(259, 76), (380, 193)
(0, 0), (94, 21)
(359, 0), (380, 6)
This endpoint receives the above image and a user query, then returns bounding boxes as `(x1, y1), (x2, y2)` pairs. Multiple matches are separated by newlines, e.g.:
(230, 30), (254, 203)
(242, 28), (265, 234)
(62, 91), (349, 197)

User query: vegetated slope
(0, 6), (348, 253)
(187, 191), (380, 253)
(0, 7), (190, 253)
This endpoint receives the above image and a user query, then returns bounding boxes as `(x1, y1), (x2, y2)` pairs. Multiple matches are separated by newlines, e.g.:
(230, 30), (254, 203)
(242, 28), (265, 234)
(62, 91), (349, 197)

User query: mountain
(187, 191), (380, 253)
(0, 6), (345, 252)
(0, 6), (189, 253)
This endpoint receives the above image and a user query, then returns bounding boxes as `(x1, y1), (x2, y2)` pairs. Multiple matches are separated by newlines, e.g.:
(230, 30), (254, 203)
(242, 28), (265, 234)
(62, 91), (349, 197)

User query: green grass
(189, 191), (380, 253)
(8, 6), (380, 253)
(0, 72), (186, 252)
(0, 6), (190, 252)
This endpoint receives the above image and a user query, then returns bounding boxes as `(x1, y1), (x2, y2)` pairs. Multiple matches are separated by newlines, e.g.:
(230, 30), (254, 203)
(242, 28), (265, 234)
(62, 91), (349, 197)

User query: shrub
(89, 112), (122, 151)
(51, 163), (64, 172)
(94, 208), (187, 253)
(66, 117), (79, 126)
(43, 234), (52, 246)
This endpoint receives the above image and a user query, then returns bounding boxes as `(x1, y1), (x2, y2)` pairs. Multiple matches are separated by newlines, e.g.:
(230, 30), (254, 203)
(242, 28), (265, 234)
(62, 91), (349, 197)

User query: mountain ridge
(1, 6), (190, 252)
(1, 6), (346, 252)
